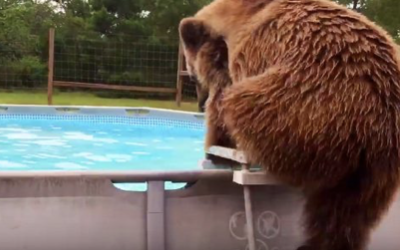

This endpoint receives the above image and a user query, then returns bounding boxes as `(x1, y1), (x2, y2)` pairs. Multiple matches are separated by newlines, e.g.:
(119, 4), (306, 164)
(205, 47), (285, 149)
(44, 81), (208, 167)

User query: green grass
(0, 91), (198, 112)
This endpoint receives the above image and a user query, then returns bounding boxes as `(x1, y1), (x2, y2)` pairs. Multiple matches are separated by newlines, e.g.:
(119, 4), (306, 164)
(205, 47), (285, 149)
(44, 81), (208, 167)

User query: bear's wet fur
(179, 0), (400, 249)
(180, 24), (236, 163)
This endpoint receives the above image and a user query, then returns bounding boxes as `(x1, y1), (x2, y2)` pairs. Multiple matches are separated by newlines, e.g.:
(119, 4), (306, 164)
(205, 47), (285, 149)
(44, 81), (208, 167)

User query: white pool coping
(0, 104), (205, 123)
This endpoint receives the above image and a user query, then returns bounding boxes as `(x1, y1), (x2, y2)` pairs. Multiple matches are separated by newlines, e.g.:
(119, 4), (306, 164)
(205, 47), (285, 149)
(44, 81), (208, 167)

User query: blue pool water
(0, 114), (206, 191)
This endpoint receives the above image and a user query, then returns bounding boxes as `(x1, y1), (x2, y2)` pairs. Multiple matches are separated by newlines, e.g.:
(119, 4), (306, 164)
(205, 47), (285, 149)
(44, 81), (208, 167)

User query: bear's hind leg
(301, 163), (399, 250)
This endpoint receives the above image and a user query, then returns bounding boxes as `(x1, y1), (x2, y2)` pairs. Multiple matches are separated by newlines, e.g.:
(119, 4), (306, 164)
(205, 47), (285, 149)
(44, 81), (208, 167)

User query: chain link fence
(0, 29), (199, 111)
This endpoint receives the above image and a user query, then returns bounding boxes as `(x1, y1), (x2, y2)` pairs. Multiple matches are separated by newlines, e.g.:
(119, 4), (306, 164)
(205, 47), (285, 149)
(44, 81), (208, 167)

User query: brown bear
(179, 0), (400, 249)
(180, 25), (236, 163)
(197, 87), (208, 112)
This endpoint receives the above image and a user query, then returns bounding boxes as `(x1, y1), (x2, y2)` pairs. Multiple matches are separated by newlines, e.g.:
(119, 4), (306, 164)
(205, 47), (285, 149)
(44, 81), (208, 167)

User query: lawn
(0, 91), (198, 112)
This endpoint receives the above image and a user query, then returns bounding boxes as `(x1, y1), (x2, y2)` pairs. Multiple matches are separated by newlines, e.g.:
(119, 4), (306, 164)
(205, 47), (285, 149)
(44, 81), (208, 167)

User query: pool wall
(0, 105), (398, 250)
(0, 170), (398, 250)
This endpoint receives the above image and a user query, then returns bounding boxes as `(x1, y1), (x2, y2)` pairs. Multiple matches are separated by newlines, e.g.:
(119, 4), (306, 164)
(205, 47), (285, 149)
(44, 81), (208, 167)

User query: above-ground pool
(0, 105), (206, 191)
(0, 106), (399, 250)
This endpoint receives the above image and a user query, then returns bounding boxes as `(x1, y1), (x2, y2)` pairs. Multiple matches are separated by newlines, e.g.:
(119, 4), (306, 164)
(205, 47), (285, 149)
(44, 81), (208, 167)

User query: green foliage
(333, 0), (399, 41)
(0, 0), (398, 95)
(8, 56), (47, 88)
(363, 0), (400, 42)
(144, 0), (213, 38)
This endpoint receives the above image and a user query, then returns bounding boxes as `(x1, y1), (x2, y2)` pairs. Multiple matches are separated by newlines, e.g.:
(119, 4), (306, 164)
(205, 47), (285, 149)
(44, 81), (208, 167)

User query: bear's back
(219, 0), (400, 187)
(230, 0), (400, 86)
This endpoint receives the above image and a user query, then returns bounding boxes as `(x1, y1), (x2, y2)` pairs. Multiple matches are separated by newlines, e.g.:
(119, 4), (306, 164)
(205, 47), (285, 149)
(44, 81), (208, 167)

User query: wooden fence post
(47, 28), (55, 105)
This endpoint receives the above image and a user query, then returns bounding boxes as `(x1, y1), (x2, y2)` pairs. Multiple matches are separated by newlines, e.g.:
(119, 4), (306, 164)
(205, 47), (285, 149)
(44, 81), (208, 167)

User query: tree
(144, 0), (212, 40)
(363, 0), (400, 42)
(0, 0), (60, 88)
(0, 0), (398, 92)
(334, 0), (399, 42)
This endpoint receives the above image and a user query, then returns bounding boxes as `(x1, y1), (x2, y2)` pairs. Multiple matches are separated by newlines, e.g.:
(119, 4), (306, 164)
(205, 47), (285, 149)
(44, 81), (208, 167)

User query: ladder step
(233, 171), (282, 185)
(207, 146), (248, 164)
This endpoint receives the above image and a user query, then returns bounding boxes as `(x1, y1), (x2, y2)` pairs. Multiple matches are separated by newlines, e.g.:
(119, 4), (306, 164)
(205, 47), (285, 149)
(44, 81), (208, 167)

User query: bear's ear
(179, 17), (209, 53)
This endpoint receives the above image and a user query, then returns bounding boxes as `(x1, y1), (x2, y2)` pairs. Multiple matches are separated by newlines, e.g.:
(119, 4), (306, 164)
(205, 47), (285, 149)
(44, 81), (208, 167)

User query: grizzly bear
(179, 0), (400, 249)
(197, 87), (208, 112)
(180, 26), (236, 164)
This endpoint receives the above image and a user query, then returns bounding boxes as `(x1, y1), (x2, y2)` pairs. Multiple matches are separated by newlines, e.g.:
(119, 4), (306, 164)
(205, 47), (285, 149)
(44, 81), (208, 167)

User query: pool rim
(0, 169), (233, 182)
(0, 104), (204, 121)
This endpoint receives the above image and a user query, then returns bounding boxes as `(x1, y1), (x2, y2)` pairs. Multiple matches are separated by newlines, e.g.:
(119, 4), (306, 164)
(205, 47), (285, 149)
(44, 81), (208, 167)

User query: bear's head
(191, 0), (275, 39)
(179, 0), (276, 87)
(178, 17), (211, 79)
(179, 17), (230, 91)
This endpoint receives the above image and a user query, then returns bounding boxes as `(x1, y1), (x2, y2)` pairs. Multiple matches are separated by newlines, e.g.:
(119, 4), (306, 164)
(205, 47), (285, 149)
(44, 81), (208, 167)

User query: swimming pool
(0, 105), (206, 191)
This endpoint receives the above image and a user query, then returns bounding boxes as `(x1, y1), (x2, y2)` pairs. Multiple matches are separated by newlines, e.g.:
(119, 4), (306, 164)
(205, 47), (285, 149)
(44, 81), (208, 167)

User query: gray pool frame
(0, 104), (398, 250)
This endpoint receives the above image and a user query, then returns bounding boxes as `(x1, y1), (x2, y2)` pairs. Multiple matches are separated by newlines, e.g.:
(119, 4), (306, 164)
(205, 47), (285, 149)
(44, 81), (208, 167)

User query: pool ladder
(146, 146), (280, 250)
